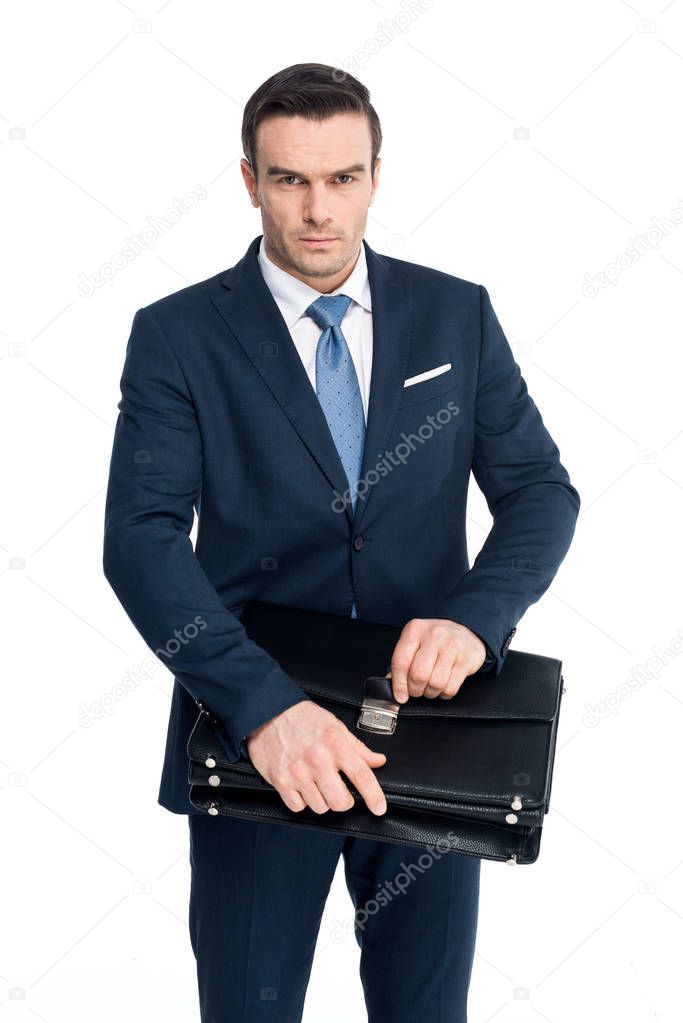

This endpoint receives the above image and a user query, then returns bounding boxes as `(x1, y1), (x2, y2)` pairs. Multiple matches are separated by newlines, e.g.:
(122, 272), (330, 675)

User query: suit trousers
(188, 811), (481, 1023)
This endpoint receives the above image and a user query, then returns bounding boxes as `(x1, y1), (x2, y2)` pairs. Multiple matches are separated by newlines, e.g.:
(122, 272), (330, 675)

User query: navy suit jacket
(103, 233), (580, 815)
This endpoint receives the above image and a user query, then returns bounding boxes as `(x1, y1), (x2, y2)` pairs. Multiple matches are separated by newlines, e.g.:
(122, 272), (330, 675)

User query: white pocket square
(403, 363), (452, 388)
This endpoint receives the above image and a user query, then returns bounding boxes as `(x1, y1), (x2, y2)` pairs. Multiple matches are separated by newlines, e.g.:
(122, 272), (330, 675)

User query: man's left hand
(386, 618), (487, 703)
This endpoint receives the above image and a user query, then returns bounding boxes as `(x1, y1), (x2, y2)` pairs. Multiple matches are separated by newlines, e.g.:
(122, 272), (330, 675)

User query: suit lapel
(211, 234), (412, 533)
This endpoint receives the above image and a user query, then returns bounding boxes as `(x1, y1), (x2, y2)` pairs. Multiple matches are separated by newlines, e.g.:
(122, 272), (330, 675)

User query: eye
(275, 174), (356, 185)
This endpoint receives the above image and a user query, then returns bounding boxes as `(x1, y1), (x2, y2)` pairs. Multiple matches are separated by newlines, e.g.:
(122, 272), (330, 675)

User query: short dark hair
(241, 63), (382, 182)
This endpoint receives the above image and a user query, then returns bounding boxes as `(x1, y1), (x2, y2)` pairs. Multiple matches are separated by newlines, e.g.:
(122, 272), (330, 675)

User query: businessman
(103, 62), (580, 1023)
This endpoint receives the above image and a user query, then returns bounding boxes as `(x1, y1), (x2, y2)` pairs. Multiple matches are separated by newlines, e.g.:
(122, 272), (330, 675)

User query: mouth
(300, 237), (338, 247)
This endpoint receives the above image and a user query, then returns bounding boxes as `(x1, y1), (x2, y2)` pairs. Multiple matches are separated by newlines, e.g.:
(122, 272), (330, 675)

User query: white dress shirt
(257, 237), (374, 423)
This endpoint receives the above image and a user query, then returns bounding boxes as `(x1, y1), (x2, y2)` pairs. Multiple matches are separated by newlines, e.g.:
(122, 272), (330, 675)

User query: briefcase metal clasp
(357, 697), (399, 734)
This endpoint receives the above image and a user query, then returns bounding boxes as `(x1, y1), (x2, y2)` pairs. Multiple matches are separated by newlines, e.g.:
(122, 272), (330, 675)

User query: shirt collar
(257, 236), (372, 330)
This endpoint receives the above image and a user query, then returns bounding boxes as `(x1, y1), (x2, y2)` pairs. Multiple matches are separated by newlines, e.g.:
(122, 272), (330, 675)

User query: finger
(360, 744), (387, 763)
(296, 778), (330, 815)
(422, 658), (459, 699)
(278, 786), (307, 813)
(362, 749), (388, 764)
(405, 643), (439, 699)
(423, 683), (442, 698)
(389, 622), (423, 703)
(345, 729), (387, 764)
(385, 668), (404, 709)
(437, 665), (468, 699)
(304, 733), (358, 811)
(337, 749), (387, 816)
(425, 647), (459, 694)
(315, 770), (357, 812)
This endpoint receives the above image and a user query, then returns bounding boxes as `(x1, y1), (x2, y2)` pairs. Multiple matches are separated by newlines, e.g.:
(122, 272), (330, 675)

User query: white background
(2, 1), (682, 1020)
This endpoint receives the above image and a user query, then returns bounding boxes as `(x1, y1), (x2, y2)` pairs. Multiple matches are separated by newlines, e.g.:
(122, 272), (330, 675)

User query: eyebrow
(266, 163), (367, 178)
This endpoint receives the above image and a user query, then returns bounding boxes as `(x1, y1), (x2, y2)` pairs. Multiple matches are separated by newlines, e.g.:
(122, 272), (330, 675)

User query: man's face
(241, 112), (381, 290)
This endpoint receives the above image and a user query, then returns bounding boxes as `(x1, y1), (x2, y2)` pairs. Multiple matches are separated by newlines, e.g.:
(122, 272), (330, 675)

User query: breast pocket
(398, 365), (457, 408)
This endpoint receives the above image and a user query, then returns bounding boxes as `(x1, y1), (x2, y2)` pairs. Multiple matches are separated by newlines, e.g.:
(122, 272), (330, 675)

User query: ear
(369, 156), (382, 205)
(240, 158), (259, 208)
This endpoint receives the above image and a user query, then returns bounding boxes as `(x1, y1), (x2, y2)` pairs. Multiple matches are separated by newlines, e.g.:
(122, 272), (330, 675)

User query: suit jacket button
(353, 535), (364, 551)
(502, 627), (517, 654)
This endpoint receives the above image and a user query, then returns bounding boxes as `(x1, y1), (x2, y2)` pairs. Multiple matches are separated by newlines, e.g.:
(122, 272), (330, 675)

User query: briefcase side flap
(187, 706), (556, 812)
(296, 652), (562, 722)
(240, 601), (562, 722)
(187, 785), (543, 864)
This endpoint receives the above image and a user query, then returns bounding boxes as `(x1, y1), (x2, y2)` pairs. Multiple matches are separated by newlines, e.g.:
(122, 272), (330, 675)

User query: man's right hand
(245, 700), (388, 816)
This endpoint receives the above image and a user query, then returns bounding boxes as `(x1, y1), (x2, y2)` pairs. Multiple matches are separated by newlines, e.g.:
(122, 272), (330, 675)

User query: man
(103, 62), (580, 1023)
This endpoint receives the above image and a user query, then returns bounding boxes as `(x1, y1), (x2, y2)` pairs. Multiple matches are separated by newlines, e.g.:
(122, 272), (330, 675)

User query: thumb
(386, 668), (408, 705)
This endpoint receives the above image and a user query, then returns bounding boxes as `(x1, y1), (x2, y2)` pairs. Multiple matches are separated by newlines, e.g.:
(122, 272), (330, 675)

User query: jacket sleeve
(435, 284), (581, 674)
(102, 306), (311, 761)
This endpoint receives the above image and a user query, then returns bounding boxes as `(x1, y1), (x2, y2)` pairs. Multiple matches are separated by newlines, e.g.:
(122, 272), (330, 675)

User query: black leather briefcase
(187, 600), (565, 865)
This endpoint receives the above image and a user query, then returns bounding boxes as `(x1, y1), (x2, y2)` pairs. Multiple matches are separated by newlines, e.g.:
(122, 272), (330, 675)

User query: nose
(303, 182), (332, 226)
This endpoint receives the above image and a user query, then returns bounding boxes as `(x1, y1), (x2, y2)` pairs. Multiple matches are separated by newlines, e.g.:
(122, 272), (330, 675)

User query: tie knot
(305, 294), (353, 331)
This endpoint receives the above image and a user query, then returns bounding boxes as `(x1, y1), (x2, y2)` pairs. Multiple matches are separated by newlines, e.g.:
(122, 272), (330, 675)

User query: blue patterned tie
(306, 294), (365, 618)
